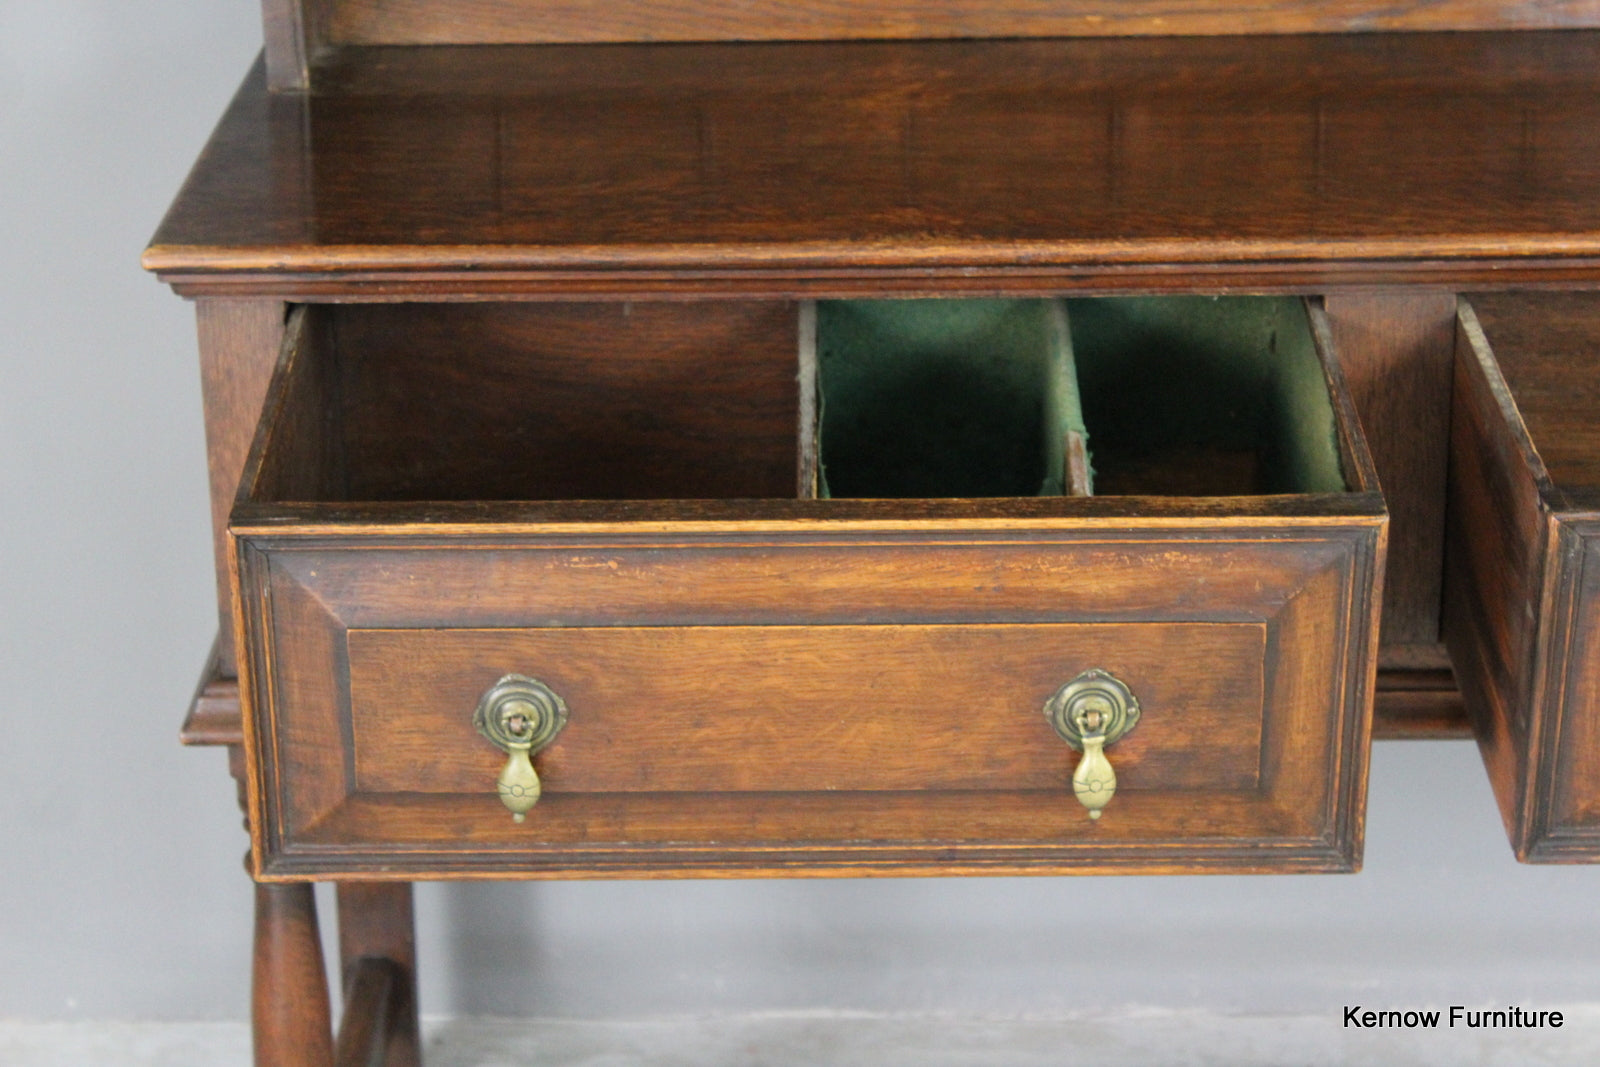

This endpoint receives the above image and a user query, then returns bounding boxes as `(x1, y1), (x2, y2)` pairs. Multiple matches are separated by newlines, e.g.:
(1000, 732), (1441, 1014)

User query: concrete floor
(4, 1010), (1598, 1066)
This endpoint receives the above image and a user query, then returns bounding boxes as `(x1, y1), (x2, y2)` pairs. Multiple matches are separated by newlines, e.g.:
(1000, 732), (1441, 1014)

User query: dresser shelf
(148, 31), (1600, 297)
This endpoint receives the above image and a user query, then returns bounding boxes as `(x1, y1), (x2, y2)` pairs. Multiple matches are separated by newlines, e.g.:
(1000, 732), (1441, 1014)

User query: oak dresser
(146, 2), (1600, 1063)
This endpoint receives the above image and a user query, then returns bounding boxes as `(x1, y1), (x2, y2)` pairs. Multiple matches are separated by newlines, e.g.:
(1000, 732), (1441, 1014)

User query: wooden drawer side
(1531, 521), (1600, 859)
(1445, 295), (1600, 860)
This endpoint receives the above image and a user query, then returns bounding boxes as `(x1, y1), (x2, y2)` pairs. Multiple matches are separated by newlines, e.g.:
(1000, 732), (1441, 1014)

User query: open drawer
(1446, 293), (1600, 861)
(230, 296), (1385, 879)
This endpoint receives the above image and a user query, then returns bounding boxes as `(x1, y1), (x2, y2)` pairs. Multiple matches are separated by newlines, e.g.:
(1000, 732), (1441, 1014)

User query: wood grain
(263, 0), (315, 90)
(333, 958), (397, 1067)
(256, 549), (353, 853)
(254, 529), (1361, 629)
(1471, 292), (1600, 498)
(1445, 293), (1600, 860)
(234, 492), (1390, 535)
(1442, 300), (1552, 847)
(253, 882), (334, 1067)
(1538, 526), (1600, 858)
(222, 288), (1382, 874)
(147, 33), (1600, 296)
(1323, 290), (1457, 662)
(196, 300), (286, 675)
(1372, 668), (1468, 739)
(324, 301), (799, 502)
(229, 354), (1388, 875)
(287, 789), (1360, 877)
(321, 0), (1600, 46)
(347, 623), (1267, 793)
(238, 521), (1380, 875)
(337, 884), (419, 1067)
(181, 636), (246, 746)
(184, 640), (1456, 740)
(246, 307), (349, 504)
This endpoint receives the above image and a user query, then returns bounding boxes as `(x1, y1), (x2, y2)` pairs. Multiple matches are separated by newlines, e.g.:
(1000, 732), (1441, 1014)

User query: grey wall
(3, 0), (1599, 1027)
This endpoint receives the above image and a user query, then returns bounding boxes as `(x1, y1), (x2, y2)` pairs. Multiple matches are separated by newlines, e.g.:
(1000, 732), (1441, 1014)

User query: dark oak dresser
(146, 2), (1600, 1063)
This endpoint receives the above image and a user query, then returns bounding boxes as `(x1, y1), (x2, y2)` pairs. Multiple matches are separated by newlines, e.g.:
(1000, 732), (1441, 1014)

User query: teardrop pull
(498, 748), (541, 823)
(1071, 722), (1116, 819)
(473, 675), (569, 822)
(1043, 668), (1140, 819)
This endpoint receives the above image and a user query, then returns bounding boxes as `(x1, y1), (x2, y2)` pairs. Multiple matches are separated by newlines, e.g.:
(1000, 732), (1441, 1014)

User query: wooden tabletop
(146, 31), (1600, 296)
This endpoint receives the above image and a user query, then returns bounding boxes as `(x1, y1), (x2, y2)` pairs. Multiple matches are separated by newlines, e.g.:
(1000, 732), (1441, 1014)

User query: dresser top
(146, 31), (1600, 297)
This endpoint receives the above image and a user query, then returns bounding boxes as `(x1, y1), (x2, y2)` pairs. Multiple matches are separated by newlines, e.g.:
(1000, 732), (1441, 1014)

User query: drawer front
(348, 623), (1267, 794)
(1446, 294), (1600, 861)
(236, 525), (1381, 877)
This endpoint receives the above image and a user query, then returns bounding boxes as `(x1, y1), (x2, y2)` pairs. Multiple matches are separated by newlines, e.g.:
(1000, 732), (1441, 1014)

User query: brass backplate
(1044, 668), (1140, 750)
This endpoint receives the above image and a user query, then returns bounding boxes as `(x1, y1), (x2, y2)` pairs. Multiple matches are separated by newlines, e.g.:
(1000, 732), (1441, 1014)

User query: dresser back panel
(314, 1), (1600, 45)
(261, 0), (1600, 89)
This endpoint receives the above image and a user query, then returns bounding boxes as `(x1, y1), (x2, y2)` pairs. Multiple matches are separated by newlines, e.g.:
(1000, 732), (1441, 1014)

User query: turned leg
(229, 744), (335, 1067)
(253, 882), (335, 1067)
(338, 883), (422, 1067)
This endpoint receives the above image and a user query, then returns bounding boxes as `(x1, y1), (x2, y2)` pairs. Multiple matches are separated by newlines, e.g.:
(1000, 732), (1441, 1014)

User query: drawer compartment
(1446, 293), (1600, 861)
(811, 299), (1089, 498)
(231, 297), (1385, 878)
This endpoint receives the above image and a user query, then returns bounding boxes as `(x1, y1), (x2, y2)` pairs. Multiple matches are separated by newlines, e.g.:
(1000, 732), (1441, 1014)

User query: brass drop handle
(473, 675), (568, 822)
(1044, 669), (1140, 819)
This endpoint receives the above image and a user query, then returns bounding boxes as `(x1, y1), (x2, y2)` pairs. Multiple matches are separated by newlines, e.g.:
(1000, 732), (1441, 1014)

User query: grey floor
(4, 1010), (1598, 1066)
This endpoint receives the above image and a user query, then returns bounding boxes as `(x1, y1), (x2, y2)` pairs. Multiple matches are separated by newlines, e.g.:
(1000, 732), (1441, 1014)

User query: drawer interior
(811, 299), (1088, 499)
(812, 296), (1346, 499)
(248, 295), (1354, 507)
(256, 301), (803, 503)
(1068, 297), (1346, 497)
(1464, 292), (1600, 497)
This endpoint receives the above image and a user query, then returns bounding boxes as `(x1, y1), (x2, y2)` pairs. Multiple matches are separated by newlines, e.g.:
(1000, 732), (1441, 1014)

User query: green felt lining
(1066, 296), (1346, 495)
(815, 295), (1346, 499)
(816, 299), (1085, 498)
